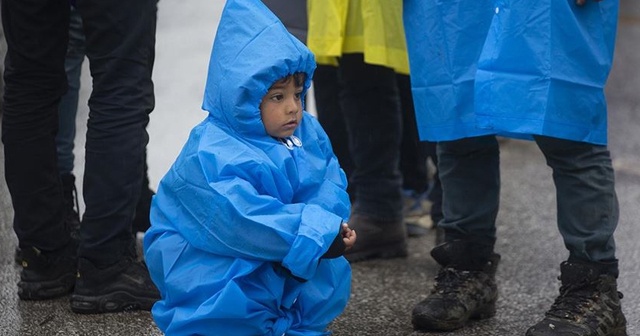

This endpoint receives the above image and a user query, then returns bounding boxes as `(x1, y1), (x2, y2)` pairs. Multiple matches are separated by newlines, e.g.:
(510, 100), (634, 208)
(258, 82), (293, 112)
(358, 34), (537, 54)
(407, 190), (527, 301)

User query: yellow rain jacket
(307, 0), (409, 75)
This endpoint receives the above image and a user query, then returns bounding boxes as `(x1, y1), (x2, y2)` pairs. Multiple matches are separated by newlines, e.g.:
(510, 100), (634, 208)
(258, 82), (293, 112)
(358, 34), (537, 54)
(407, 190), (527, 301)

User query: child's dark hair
(275, 72), (306, 88)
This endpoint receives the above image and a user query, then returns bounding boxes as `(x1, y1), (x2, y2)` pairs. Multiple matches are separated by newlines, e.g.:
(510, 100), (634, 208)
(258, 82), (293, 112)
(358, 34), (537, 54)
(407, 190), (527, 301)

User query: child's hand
(321, 222), (356, 259)
(341, 222), (357, 251)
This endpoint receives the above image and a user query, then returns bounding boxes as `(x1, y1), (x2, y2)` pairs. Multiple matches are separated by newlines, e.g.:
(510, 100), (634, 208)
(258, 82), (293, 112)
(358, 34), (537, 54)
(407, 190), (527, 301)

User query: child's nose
(286, 98), (299, 114)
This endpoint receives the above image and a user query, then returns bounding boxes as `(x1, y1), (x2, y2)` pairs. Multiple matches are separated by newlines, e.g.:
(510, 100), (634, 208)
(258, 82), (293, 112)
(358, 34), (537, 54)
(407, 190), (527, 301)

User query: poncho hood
(202, 0), (315, 138)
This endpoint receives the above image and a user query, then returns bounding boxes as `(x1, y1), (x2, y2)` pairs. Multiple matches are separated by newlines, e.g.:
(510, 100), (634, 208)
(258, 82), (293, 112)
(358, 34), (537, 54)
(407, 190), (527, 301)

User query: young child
(143, 0), (356, 335)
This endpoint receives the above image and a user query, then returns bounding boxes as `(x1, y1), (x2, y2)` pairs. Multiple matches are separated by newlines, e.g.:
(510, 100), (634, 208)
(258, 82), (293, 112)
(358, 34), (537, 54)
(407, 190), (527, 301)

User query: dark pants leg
(75, 0), (157, 266)
(338, 53), (403, 220)
(397, 74), (429, 194)
(56, 6), (86, 176)
(2, 0), (71, 251)
(427, 140), (443, 224)
(314, 64), (354, 185)
(534, 136), (618, 266)
(437, 135), (500, 255)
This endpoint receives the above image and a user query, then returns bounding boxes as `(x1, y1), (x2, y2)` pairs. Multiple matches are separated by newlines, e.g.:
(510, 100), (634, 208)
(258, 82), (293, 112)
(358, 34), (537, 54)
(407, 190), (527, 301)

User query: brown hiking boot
(412, 240), (500, 331)
(344, 213), (407, 262)
(526, 261), (627, 336)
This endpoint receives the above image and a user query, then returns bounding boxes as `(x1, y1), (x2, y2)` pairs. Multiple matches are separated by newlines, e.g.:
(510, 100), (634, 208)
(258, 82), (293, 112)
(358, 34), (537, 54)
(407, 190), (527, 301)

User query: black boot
(70, 256), (160, 314)
(17, 239), (77, 300)
(526, 261), (627, 336)
(412, 240), (500, 331)
(344, 213), (407, 262)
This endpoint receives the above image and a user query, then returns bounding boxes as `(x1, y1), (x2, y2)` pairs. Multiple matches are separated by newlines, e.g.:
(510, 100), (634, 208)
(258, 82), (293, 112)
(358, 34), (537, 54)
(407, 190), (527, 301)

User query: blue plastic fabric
(403, 0), (618, 145)
(143, 0), (352, 334)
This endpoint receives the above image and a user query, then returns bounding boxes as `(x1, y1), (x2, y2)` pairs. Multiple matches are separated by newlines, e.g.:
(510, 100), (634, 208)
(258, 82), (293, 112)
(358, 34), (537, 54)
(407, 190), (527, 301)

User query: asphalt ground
(0, 1), (639, 335)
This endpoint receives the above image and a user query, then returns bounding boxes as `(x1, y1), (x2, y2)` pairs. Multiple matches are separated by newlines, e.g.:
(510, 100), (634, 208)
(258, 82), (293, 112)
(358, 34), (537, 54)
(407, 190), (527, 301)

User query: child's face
(260, 77), (303, 138)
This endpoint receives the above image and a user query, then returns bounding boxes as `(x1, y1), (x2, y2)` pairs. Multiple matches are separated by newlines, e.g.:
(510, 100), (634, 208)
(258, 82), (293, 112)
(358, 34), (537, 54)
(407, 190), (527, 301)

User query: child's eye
(270, 94), (284, 101)
(295, 91), (303, 100)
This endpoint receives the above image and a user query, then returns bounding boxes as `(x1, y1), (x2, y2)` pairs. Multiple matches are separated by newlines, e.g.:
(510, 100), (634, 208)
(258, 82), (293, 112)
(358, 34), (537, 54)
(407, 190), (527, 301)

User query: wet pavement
(1, 1), (639, 335)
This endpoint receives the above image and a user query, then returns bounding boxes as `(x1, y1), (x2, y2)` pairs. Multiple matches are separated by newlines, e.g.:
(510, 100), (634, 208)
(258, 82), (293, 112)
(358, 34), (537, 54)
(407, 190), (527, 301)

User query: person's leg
(146, 231), (331, 335)
(535, 136), (618, 266)
(56, 6), (85, 177)
(132, 149), (155, 233)
(398, 74), (429, 195)
(526, 135), (626, 335)
(437, 136), (500, 247)
(70, 0), (159, 314)
(12, 5), (84, 264)
(337, 53), (406, 261)
(412, 135), (501, 331)
(313, 64), (354, 189)
(56, 5), (153, 236)
(74, 0), (155, 267)
(288, 259), (351, 335)
(1, 0), (76, 299)
(55, 6), (86, 238)
(425, 140), (444, 244)
(397, 74), (431, 236)
(0, 0), (6, 115)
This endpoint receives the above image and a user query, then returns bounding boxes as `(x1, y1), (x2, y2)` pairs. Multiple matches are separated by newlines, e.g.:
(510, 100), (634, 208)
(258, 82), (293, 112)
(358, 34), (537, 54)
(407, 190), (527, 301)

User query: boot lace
(431, 267), (474, 295)
(546, 277), (623, 321)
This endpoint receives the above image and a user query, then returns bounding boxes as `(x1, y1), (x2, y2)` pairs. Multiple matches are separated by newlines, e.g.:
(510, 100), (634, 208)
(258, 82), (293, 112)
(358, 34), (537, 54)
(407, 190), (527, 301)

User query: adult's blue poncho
(143, 0), (352, 335)
(403, 0), (618, 144)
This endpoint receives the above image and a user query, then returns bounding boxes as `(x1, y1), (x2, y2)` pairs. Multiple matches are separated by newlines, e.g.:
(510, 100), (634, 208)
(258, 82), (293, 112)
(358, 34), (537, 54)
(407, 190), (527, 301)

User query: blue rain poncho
(403, 0), (618, 144)
(143, 0), (352, 334)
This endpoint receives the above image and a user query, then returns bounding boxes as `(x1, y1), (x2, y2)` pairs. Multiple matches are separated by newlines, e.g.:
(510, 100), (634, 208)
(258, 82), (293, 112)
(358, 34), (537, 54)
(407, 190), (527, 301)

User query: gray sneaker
(526, 261), (627, 336)
(412, 241), (500, 331)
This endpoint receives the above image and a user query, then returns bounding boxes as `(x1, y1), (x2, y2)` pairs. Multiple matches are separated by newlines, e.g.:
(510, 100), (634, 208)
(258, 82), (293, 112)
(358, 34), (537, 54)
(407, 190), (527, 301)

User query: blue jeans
(2, 0), (156, 266)
(438, 135), (618, 265)
(56, 6), (85, 176)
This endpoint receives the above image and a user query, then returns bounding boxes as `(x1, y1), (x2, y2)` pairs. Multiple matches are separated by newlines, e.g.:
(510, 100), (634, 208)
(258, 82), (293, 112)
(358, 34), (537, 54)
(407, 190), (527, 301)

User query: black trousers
(2, 0), (157, 267)
(336, 54), (403, 220)
(314, 62), (443, 222)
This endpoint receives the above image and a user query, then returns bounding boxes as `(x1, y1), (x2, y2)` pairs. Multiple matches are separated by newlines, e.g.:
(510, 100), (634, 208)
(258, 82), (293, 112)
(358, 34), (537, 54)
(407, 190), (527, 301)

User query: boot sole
(17, 273), (76, 300)
(612, 327), (628, 336)
(345, 241), (408, 262)
(525, 324), (628, 336)
(70, 291), (157, 314)
(412, 300), (496, 331)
